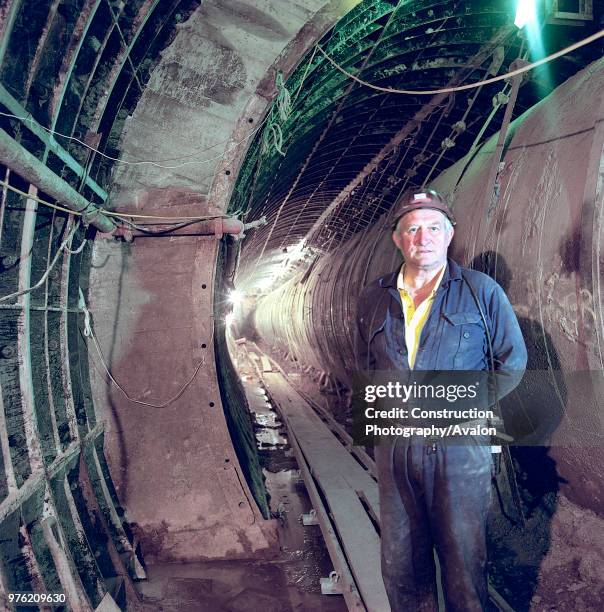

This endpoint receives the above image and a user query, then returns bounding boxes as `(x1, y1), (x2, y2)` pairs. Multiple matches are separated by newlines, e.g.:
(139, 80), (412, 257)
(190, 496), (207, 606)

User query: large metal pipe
(254, 56), (604, 513)
(0, 128), (115, 232)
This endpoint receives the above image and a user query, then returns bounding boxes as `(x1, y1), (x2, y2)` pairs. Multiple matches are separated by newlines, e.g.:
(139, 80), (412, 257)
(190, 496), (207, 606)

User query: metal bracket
(301, 508), (319, 526)
(320, 571), (343, 595)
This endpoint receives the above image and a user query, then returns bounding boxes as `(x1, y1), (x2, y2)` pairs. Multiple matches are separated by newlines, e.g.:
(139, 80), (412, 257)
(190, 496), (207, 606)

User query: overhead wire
(0, 219), (81, 303)
(306, 11), (456, 250)
(249, 1), (410, 276)
(79, 287), (211, 409)
(0, 109), (268, 169)
(0, 180), (79, 215)
(0, 179), (230, 224)
(315, 27), (604, 95)
(321, 19), (538, 243)
(1, 79), (276, 229)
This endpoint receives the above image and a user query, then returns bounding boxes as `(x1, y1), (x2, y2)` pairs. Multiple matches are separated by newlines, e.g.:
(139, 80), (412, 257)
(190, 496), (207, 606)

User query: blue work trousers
(375, 436), (492, 611)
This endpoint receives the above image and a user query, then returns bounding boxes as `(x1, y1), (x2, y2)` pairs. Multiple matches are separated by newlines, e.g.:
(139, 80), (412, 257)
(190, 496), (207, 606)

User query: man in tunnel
(356, 190), (527, 611)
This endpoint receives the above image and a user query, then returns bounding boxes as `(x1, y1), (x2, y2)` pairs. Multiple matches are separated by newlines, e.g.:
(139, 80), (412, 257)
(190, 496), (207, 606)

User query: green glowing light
(514, 0), (553, 98)
(514, 0), (538, 29)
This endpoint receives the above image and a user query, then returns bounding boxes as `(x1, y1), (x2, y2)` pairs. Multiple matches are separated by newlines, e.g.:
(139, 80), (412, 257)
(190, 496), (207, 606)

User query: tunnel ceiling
(230, 0), (604, 293)
(0, 0), (602, 290)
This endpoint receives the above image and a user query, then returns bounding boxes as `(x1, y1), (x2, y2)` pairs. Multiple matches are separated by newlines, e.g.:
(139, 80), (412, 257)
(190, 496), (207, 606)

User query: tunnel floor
(133, 559), (346, 611)
(131, 431), (347, 611)
(246, 342), (604, 612)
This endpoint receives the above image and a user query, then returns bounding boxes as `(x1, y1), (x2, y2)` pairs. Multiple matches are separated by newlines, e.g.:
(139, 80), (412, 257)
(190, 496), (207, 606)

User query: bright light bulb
(514, 0), (537, 29)
(228, 289), (244, 305)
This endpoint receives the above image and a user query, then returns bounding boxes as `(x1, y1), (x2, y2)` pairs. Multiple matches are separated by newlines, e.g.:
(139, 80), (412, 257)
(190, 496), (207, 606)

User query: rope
(275, 72), (292, 122)
(268, 123), (285, 156)
(0, 180), (229, 223)
(261, 72), (292, 157)
(0, 220), (80, 303)
(316, 27), (604, 95)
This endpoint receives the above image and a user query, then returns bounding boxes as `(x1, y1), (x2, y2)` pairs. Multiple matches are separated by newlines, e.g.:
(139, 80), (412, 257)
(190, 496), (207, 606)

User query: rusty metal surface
(255, 57), (604, 514)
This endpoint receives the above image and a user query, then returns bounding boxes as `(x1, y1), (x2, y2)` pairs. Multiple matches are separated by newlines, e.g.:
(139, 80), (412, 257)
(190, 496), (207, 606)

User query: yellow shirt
(397, 265), (446, 369)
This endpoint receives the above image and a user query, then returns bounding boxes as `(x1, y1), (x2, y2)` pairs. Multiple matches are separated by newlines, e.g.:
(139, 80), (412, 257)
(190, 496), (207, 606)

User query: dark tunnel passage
(0, 0), (603, 610)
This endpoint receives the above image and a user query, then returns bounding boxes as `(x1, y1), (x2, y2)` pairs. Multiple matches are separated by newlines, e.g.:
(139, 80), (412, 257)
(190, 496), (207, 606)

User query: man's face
(392, 208), (454, 271)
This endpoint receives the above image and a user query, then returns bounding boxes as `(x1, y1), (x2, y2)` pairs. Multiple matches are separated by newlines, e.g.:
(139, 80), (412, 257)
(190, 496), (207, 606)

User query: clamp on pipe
(222, 215), (268, 240)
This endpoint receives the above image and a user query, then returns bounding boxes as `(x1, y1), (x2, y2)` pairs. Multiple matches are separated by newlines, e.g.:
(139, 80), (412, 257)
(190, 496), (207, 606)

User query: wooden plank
(260, 355), (272, 372)
(287, 428), (365, 611)
(322, 481), (389, 612)
(261, 349), (377, 479)
(262, 372), (388, 611)
(264, 373), (379, 519)
(357, 488), (380, 524)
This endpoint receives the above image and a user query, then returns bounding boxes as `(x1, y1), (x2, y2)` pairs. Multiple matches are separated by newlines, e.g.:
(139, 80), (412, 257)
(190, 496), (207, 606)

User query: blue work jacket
(356, 259), (527, 386)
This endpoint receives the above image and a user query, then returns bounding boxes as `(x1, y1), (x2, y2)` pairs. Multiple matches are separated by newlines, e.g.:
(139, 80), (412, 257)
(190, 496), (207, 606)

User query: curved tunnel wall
(0, 0), (602, 605)
(0, 182), (140, 609)
(87, 0), (364, 565)
(0, 0), (366, 604)
(254, 56), (604, 515)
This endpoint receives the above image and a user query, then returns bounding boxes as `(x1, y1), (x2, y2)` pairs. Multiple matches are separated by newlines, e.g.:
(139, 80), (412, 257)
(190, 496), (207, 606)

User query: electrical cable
(64, 236), (88, 255)
(78, 287), (210, 409)
(0, 110), (267, 168)
(116, 216), (211, 235)
(316, 27), (604, 95)
(0, 180), (81, 215)
(106, 211), (225, 221)
(0, 179), (229, 223)
(0, 220), (80, 303)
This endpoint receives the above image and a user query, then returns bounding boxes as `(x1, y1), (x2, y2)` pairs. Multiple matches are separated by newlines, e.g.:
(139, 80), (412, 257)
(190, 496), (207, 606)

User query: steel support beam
(0, 128), (115, 232)
(0, 83), (108, 201)
(0, 421), (105, 522)
(302, 25), (516, 247)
